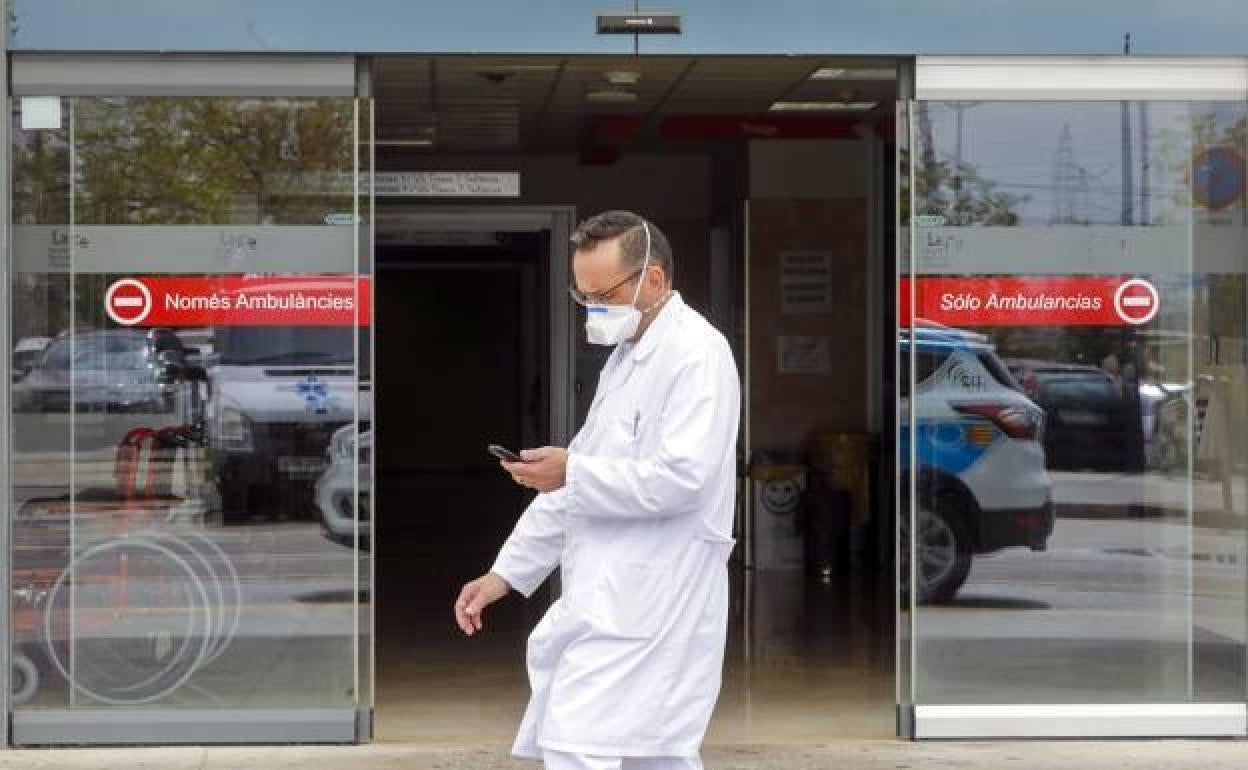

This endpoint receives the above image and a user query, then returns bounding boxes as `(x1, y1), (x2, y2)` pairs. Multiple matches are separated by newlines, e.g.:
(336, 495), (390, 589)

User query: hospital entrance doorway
(366, 54), (900, 747)
(373, 218), (559, 741)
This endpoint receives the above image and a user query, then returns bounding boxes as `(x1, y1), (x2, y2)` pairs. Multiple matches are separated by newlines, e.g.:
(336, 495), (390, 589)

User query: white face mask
(584, 222), (652, 346)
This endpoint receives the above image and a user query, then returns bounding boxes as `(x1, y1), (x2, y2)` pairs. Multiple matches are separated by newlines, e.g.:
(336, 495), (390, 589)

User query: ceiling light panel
(769, 100), (879, 111)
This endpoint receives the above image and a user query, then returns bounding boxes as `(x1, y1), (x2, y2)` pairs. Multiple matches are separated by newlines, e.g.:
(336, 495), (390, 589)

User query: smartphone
(488, 443), (522, 462)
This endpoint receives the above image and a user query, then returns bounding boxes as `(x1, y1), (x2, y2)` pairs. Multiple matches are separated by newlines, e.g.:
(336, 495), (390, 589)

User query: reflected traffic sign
(104, 278), (153, 326)
(1113, 278), (1160, 325)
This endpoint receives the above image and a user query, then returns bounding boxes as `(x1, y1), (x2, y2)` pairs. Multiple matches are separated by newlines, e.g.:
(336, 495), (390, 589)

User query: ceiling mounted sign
(596, 12), (681, 34)
(370, 171), (520, 198)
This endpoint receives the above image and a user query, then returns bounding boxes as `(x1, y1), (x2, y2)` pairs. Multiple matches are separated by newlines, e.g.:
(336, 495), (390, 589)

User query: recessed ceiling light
(473, 63), (560, 72)
(604, 70), (642, 86)
(769, 100), (878, 112)
(369, 138), (435, 147)
(811, 67), (897, 80)
(586, 89), (639, 104)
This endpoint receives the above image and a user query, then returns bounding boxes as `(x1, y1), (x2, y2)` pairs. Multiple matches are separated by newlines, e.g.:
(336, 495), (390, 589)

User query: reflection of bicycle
(42, 529), (240, 705)
(12, 410), (239, 706)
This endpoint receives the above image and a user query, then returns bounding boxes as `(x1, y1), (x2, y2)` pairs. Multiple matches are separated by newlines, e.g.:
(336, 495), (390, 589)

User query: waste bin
(750, 450), (807, 571)
(806, 431), (878, 570)
(799, 467), (851, 578)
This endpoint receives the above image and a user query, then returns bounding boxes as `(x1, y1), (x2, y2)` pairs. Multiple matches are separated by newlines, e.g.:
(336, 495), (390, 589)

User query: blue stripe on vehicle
(899, 419), (997, 475)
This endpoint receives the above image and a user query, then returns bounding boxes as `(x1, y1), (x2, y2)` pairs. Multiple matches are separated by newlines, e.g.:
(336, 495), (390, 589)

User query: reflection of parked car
(1142, 380), (1199, 471)
(315, 424), (370, 546)
(175, 327), (217, 367)
(13, 328), (197, 413)
(13, 336), (51, 382)
(902, 325), (1054, 604)
(1005, 359), (1131, 471)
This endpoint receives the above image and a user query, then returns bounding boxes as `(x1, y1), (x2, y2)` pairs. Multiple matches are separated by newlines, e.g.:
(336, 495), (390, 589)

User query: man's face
(572, 235), (662, 308)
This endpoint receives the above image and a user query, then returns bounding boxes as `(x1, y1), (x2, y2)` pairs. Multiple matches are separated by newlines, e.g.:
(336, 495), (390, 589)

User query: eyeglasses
(568, 267), (643, 307)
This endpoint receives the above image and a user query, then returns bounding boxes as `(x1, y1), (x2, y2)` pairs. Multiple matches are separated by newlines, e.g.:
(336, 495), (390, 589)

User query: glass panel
(904, 100), (1248, 706)
(356, 98), (375, 721)
(895, 100), (915, 722)
(10, 97), (73, 714)
(10, 96), (367, 723)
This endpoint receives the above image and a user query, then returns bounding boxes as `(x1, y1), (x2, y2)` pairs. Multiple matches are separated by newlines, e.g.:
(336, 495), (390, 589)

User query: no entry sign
(899, 276), (1161, 327)
(103, 275), (372, 327)
(105, 278), (154, 326)
(1113, 278), (1160, 325)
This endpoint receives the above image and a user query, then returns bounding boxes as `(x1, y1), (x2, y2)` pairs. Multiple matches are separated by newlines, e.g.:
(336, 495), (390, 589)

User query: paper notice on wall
(780, 250), (833, 314)
(371, 171), (521, 197)
(777, 335), (832, 374)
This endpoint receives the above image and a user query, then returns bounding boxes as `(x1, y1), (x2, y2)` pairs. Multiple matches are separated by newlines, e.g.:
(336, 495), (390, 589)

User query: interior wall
(749, 140), (870, 200)
(377, 153), (715, 314)
(377, 140), (873, 452)
(747, 140), (870, 452)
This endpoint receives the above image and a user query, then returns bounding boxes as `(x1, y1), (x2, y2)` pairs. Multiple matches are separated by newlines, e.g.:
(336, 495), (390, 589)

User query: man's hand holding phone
(488, 443), (522, 462)
(491, 444), (568, 493)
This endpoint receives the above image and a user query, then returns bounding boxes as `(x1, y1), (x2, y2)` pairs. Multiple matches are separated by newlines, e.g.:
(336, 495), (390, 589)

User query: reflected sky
(12, 1), (1248, 55)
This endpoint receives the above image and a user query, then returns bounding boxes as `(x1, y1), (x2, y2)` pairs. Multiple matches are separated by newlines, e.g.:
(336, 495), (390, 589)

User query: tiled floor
(375, 565), (895, 745)
(3, 741), (1248, 769)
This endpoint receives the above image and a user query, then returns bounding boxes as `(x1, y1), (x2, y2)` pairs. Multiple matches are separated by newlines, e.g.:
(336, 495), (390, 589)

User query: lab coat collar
(627, 290), (683, 362)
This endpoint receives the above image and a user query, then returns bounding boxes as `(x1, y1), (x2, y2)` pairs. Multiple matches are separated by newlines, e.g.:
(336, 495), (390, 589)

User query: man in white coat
(454, 210), (741, 770)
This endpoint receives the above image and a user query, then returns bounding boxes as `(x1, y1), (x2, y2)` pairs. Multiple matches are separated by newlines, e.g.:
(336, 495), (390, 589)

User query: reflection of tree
(10, 97), (356, 227)
(900, 103), (1027, 226)
(1151, 106), (1247, 223)
(73, 97), (355, 225)
(912, 149), (1028, 226)
(9, 97), (359, 338)
(12, 119), (70, 224)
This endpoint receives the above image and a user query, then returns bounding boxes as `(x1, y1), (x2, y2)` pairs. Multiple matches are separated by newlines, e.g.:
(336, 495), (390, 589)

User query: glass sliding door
(9, 90), (372, 744)
(900, 58), (1248, 738)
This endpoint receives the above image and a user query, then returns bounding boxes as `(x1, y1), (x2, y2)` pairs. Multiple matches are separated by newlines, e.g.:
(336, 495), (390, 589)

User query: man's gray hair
(569, 210), (675, 284)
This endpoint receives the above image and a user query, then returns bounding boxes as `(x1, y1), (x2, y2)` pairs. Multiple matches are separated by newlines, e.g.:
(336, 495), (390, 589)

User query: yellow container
(806, 430), (878, 526)
(750, 463), (807, 481)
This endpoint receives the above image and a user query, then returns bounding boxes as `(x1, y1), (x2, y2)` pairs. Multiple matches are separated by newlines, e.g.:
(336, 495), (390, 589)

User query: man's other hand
(501, 446), (568, 493)
(455, 572), (511, 636)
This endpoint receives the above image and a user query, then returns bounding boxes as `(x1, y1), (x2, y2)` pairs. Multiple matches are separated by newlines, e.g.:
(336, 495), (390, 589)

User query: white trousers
(542, 749), (703, 770)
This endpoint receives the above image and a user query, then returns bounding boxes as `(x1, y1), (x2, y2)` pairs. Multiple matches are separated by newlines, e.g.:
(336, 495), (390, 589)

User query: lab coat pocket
(698, 529), (733, 551)
(697, 531), (737, 564)
(610, 414), (642, 455)
(591, 559), (671, 639)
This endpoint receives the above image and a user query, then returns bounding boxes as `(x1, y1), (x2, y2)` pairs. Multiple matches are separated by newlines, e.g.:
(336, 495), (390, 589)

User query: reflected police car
(901, 323), (1054, 603)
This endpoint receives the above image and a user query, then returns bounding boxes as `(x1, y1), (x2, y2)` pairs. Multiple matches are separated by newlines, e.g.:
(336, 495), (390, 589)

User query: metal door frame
(899, 54), (1248, 740)
(1, 0), (11, 750)
(5, 51), (367, 746)
(368, 204), (577, 447)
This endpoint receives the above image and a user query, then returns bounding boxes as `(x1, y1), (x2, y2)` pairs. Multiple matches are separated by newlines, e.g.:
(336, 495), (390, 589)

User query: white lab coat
(490, 292), (740, 759)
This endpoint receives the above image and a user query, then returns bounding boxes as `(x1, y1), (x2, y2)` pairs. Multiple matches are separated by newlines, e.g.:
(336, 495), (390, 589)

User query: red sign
(899, 276), (1160, 327)
(659, 115), (859, 140)
(103, 275), (371, 327)
(105, 278), (154, 326)
(1113, 278), (1160, 325)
